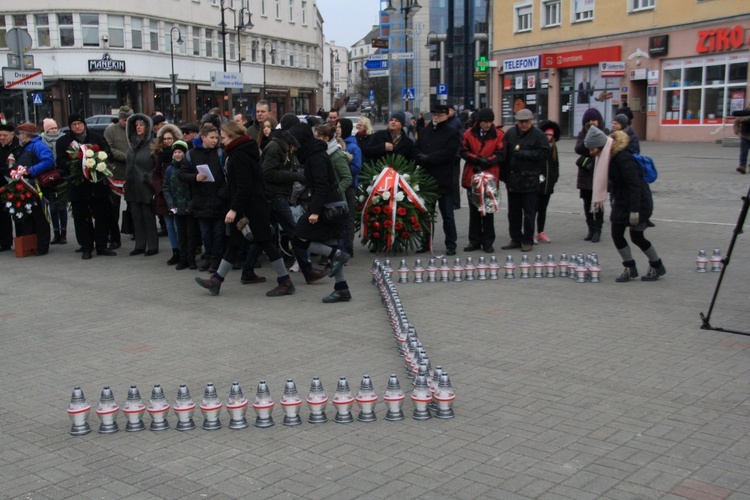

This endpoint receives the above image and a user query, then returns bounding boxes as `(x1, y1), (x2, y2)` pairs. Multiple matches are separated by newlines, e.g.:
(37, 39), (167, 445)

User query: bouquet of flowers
(66, 141), (113, 184)
(469, 171), (500, 216)
(0, 176), (40, 220)
(356, 155), (437, 254)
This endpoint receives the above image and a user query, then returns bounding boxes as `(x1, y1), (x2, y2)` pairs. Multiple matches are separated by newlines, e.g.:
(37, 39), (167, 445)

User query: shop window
(630, 0), (655, 11)
(705, 64), (725, 85)
(81, 14), (100, 47)
(542, 0), (561, 28)
(58, 13), (74, 47)
(572, 0), (594, 22)
(728, 61), (748, 84)
(514, 3), (533, 33)
(35, 15), (50, 47)
(108, 15), (124, 48)
(149, 20), (159, 51)
(131, 18), (143, 50)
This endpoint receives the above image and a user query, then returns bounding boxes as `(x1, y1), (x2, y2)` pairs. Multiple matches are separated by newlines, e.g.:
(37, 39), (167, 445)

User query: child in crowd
(163, 140), (198, 270)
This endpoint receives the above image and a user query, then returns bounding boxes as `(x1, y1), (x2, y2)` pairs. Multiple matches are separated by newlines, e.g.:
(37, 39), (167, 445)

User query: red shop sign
(696, 26), (748, 54)
(541, 46), (621, 69)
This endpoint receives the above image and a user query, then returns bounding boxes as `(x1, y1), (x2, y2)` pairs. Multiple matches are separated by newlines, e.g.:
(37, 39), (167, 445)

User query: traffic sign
(437, 83), (448, 96)
(368, 54), (387, 61)
(368, 69), (389, 78)
(369, 89), (375, 101)
(210, 71), (243, 89)
(372, 38), (389, 49)
(364, 59), (388, 70)
(402, 88), (415, 101)
(394, 53), (414, 60)
(3, 68), (44, 90)
(32, 93), (42, 105)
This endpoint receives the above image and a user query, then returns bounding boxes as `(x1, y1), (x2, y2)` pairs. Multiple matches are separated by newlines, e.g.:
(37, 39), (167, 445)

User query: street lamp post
(330, 49), (340, 111)
(169, 27), (183, 122)
(260, 41), (275, 99)
(235, 9), (252, 115)
(385, 0), (421, 112)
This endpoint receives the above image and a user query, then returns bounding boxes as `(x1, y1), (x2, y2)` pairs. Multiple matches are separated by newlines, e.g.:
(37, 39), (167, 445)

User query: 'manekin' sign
(88, 53), (126, 72)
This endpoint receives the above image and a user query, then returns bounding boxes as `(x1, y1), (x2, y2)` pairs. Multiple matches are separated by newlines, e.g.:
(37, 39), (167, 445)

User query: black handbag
(322, 201), (350, 223)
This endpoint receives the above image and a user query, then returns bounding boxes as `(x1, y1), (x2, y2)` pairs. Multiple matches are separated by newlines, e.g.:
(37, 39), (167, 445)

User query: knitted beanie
(584, 125), (608, 149)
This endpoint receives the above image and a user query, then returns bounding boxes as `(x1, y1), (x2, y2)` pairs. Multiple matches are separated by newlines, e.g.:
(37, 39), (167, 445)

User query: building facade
(491, 0), (750, 141)
(0, 0), (325, 126)
(323, 41), (349, 110)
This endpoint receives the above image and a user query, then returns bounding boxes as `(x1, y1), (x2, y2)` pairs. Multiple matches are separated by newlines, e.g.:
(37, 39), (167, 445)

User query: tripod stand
(700, 184), (750, 336)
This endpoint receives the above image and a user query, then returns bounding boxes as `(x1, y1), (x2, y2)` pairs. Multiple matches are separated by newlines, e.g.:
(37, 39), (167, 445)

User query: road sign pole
(16, 29), (30, 123)
(387, 49), (392, 122)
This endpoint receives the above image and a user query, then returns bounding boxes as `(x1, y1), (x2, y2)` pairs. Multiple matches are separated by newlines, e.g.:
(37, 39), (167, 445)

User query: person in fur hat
(124, 113), (159, 256)
(151, 123), (183, 265)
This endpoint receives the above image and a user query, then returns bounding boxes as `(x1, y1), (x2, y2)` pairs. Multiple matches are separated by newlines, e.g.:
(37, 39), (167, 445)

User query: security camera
(102, 34), (109, 42)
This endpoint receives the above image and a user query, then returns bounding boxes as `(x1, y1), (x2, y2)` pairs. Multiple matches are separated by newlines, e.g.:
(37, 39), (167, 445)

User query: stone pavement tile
(30, 483), (77, 500)
(271, 470), (331, 497)
(307, 481), (368, 500)
(366, 479), (430, 499)
(670, 478), (733, 500)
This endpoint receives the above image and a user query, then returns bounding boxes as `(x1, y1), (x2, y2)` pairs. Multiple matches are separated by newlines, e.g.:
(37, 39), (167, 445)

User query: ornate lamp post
(385, 0), (421, 112)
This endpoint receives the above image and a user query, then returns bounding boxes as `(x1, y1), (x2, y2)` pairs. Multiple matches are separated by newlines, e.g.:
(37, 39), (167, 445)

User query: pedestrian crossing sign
(402, 88), (415, 101)
(32, 93), (42, 105)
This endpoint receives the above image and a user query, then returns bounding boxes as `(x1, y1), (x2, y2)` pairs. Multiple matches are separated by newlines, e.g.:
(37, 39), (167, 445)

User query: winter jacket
(261, 130), (300, 200)
(502, 125), (550, 193)
(163, 159), (192, 215)
(152, 124), (183, 216)
(416, 119), (461, 195)
(355, 131), (374, 167)
(363, 129), (414, 163)
(460, 124), (505, 189)
(56, 128), (113, 201)
(539, 143), (560, 196)
(0, 138), (23, 187)
(608, 131), (653, 226)
(574, 111), (609, 191)
(182, 140), (227, 218)
(326, 139), (353, 200)
(294, 137), (342, 242)
(17, 136), (54, 178)
(103, 122), (128, 181)
(225, 134), (273, 243)
(343, 135), (362, 188)
(41, 132), (63, 162)
(624, 127), (640, 155)
(124, 113), (156, 204)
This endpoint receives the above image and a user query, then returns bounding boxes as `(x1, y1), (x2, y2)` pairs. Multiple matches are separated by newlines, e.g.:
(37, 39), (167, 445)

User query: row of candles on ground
(695, 249), (723, 273)
(372, 258), (458, 424)
(67, 371), (455, 436)
(373, 253), (603, 283)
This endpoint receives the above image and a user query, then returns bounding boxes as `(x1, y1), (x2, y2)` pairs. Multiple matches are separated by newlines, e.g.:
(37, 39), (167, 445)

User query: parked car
(346, 99), (361, 112)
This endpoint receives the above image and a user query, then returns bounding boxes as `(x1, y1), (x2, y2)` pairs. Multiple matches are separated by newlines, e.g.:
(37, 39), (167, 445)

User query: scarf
(224, 134), (252, 155)
(591, 136), (613, 213)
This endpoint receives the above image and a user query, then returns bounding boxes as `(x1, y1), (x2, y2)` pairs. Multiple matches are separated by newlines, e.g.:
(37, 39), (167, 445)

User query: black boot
(50, 230), (61, 245)
(641, 260), (666, 281)
(615, 260), (638, 282)
(194, 274), (222, 295)
(59, 230), (67, 245)
(591, 231), (601, 243)
(188, 256), (198, 270)
(175, 258), (189, 270)
(167, 249), (180, 265)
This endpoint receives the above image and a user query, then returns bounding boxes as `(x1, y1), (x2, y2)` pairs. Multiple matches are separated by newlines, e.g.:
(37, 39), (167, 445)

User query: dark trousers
(536, 193), (552, 233)
(580, 189), (603, 232)
(15, 202), (50, 253)
(224, 227), (281, 269)
(243, 197), (313, 277)
(0, 211), (13, 249)
(72, 197), (113, 252)
(452, 158), (461, 208)
(740, 137), (749, 167)
(611, 223), (652, 252)
(466, 188), (495, 248)
(342, 186), (357, 254)
(47, 191), (68, 232)
(198, 216), (225, 260)
(506, 191), (537, 245)
(108, 193), (122, 245)
(423, 193), (457, 251)
(130, 201), (158, 252)
(175, 214), (199, 261)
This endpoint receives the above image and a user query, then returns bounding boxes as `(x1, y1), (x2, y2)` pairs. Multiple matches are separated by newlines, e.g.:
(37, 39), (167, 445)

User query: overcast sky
(317, 0), (381, 48)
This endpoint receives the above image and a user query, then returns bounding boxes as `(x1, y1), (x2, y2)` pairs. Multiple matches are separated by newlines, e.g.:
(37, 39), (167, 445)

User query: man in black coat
(0, 122), (22, 250)
(56, 114), (117, 260)
(500, 109), (550, 252)
(414, 103), (461, 255)
(362, 112), (414, 163)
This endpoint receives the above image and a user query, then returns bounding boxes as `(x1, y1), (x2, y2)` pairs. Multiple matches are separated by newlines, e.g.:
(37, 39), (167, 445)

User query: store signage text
(88, 53), (126, 72)
(696, 26), (747, 54)
(503, 55), (540, 73)
(542, 46), (621, 69)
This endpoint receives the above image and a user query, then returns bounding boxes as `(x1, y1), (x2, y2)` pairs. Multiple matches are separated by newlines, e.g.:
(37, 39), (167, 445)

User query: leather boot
(59, 230), (67, 244)
(50, 230), (61, 245)
(266, 279), (295, 297)
(641, 260), (667, 281)
(615, 261), (638, 282)
(188, 256), (198, 270)
(167, 249), (180, 265)
(194, 275), (222, 295)
(175, 258), (189, 270)
(323, 288), (352, 303)
(590, 231), (601, 243)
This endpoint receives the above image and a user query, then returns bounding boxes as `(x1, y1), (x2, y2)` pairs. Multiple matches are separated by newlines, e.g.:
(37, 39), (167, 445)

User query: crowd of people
(0, 99), (665, 285)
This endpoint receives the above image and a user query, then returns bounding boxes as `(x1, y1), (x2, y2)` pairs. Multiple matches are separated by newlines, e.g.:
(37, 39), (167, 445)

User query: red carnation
(15, 183), (23, 191)
(92, 144), (100, 152)
(383, 220), (393, 229)
(371, 221), (381, 230)
(7, 193), (13, 200)
(411, 215), (418, 224)
(395, 221), (403, 230)
(363, 213), (370, 222)
(372, 232), (380, 239)
(413, 223), (421, 232)
(357, 204), (364, 212)
(383, 205), (393, 215)
(397, 207), (407, 216)
(372, 206), (381, 215)
(15, 201), (21, 208)
(77, 151), (83, 159)
(400, 232), (410, 240)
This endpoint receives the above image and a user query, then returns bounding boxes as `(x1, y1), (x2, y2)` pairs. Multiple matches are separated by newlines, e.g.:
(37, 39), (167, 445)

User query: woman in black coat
(195, 121), (294, 297)
(288, 123), (352, 303)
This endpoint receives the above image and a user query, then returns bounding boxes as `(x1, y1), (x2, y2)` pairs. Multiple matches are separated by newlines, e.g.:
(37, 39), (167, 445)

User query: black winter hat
(288, 123), (313, 146)
(338, 118), (353, 139)
(68, 114), (86, 128)
(279, 113), (300, 131)
(476, 108), (495, 122)
(390, 112), (406, 127)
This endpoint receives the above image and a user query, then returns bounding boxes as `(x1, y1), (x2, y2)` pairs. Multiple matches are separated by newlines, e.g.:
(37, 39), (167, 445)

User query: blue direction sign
(369, 89), (375, 101)
(32, 93), (43, 105)
(437, 83), (448, 96)
(402, 88), (415, 101)
(364, 59), (388, 70)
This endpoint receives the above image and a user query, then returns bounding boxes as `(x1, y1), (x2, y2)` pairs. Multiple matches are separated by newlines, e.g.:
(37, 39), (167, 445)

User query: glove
(512, 149), (525, 160)
(416, 154), (429, 166)
(629, 212), (640, 226)
(473, 164), (482, 174)
(293, 171), (306, 183)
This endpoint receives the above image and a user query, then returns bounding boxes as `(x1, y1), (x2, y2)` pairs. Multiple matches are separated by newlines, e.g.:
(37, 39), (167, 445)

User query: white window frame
(80, 13), (100, 47)
(131, 17), (143, 50)
(107, 15), (124, 48)
(301, 1), (307, 25)
(572, 0), (594, 23)
(275, 0), (281, 19)
(289, 0), (294, 22)
(514, 2), (533, 33)
(261, 0), (267, 16)
(57, 13), (74, 47)
(149, 19), (159, 52)
(35, 14), (50, 47)
(629, 0), (655, 12)
(542, 0), (561, 28)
